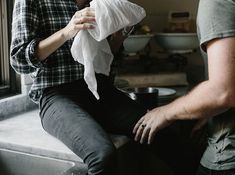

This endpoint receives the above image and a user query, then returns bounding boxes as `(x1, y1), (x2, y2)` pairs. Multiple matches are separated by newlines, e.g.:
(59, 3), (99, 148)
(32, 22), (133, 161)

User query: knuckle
(80, 17), (84, 22)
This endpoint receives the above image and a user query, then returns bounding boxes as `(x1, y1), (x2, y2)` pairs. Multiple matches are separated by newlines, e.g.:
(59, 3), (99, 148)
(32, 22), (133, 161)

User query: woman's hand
(108, 30), (126, 54)
(133, 106), (173, 144)
(62, 7), (95, 40)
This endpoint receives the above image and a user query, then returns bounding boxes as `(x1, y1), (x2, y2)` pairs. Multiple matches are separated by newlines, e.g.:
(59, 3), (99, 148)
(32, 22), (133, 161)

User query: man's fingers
(133, 117), (145, 134)
(134, 122), (145, 142)
(140, 126), (150, 144)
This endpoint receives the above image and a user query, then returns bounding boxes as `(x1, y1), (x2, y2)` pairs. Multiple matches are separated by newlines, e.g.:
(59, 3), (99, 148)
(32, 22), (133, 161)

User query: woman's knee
(86, 144), (117, 175)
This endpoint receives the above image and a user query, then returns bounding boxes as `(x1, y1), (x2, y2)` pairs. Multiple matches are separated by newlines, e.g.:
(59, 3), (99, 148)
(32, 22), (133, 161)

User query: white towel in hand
(71, 0), (146, 99)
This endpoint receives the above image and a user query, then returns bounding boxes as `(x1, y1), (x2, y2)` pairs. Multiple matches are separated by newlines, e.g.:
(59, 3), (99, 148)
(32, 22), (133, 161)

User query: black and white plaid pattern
(10, 0), (86, 103)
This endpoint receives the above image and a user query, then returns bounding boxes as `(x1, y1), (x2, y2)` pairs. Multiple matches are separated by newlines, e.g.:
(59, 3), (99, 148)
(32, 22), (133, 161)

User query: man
(133, 0), (235, 174)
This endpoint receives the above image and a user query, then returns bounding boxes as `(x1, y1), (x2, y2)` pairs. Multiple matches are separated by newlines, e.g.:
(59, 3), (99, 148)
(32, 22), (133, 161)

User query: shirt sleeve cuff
(25, 39), (44, 68)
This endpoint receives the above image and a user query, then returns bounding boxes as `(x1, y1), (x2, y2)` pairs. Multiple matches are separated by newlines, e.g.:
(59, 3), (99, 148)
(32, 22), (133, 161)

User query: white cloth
(71, 0), (146, 99)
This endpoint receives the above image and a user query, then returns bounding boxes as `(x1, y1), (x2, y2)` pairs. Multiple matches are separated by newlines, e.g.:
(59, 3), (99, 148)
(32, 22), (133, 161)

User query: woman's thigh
(39, 88), (115, 163)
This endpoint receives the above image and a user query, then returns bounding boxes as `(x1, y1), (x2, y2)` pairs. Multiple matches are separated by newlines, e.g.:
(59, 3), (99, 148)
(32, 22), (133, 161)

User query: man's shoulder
(197, 0), (235, 48)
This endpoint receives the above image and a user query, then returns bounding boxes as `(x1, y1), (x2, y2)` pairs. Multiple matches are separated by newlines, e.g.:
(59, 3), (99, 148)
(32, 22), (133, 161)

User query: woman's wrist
(61, 28), (70, 41)
(36, 28), (69, 60)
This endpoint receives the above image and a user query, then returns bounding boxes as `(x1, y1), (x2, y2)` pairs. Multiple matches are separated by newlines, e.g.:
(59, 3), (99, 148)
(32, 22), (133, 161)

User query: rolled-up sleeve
(10, 0), (43, 74)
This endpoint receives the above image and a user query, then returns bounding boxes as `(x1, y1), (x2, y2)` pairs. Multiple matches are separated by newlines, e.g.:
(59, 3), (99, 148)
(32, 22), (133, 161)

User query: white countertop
(0, 109), (129, 163)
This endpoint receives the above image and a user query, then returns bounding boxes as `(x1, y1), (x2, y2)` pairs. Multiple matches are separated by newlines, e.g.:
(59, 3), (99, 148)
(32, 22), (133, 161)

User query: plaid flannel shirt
(10, 0), (87, 103)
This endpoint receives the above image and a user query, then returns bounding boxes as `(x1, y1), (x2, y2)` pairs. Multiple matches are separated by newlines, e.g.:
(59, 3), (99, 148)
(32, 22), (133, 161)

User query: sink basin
(123, 34), (154, 54)
(0, 148), (83, 175)
(155, 33), (199, 54)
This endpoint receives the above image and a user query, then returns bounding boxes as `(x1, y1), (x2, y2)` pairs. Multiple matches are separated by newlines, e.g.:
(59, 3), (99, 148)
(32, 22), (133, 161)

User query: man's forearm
(166, 81), (230, 121)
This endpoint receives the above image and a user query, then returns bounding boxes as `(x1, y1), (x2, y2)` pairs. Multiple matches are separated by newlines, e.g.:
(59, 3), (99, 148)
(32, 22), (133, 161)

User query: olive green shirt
(197, 0), (235, 170)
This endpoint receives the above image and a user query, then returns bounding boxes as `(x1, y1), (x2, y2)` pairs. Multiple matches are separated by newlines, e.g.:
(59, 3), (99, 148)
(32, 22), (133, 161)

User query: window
(0, 0), (20, 99)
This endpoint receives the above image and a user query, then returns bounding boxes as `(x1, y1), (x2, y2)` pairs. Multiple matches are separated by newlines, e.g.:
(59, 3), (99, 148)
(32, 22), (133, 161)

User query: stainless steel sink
(0, 148), (85, 175)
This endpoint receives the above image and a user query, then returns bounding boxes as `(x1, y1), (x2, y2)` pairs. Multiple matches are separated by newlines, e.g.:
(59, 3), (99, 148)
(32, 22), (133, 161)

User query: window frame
(0, 0), (20, 99)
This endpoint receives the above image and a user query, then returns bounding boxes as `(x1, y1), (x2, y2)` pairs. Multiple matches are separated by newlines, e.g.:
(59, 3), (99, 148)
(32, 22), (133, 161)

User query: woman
(10, 0), (146, 174)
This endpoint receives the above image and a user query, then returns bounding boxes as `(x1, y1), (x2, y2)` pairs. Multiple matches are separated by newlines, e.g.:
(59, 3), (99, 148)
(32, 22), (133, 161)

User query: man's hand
(133, 106), (173, 144)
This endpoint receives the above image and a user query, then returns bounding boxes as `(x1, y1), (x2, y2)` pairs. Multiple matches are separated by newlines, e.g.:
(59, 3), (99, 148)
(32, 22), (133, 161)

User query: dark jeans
(39, 74), (200, 175)
(39, 74), (146, 175)
(196, 165), (235, 175)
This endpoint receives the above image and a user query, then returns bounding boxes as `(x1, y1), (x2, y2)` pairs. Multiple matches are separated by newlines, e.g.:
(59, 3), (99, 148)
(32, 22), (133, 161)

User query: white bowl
(123, 34), (154, 54)
(155, 33), (199, 54)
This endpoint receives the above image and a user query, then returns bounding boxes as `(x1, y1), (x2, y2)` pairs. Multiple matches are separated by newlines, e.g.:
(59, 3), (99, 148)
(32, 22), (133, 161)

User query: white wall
(132, 0), (199, 32)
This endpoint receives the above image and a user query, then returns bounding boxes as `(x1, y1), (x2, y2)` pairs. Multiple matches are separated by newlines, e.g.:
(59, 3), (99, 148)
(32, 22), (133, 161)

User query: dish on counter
(157, 87), (176, 97)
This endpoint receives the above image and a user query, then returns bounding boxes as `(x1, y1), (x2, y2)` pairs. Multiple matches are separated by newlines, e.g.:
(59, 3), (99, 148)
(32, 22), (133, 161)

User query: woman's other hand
(63, 7), (95, 40)
(108, 30), (126, 54)
(108, 26), (134, 54)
